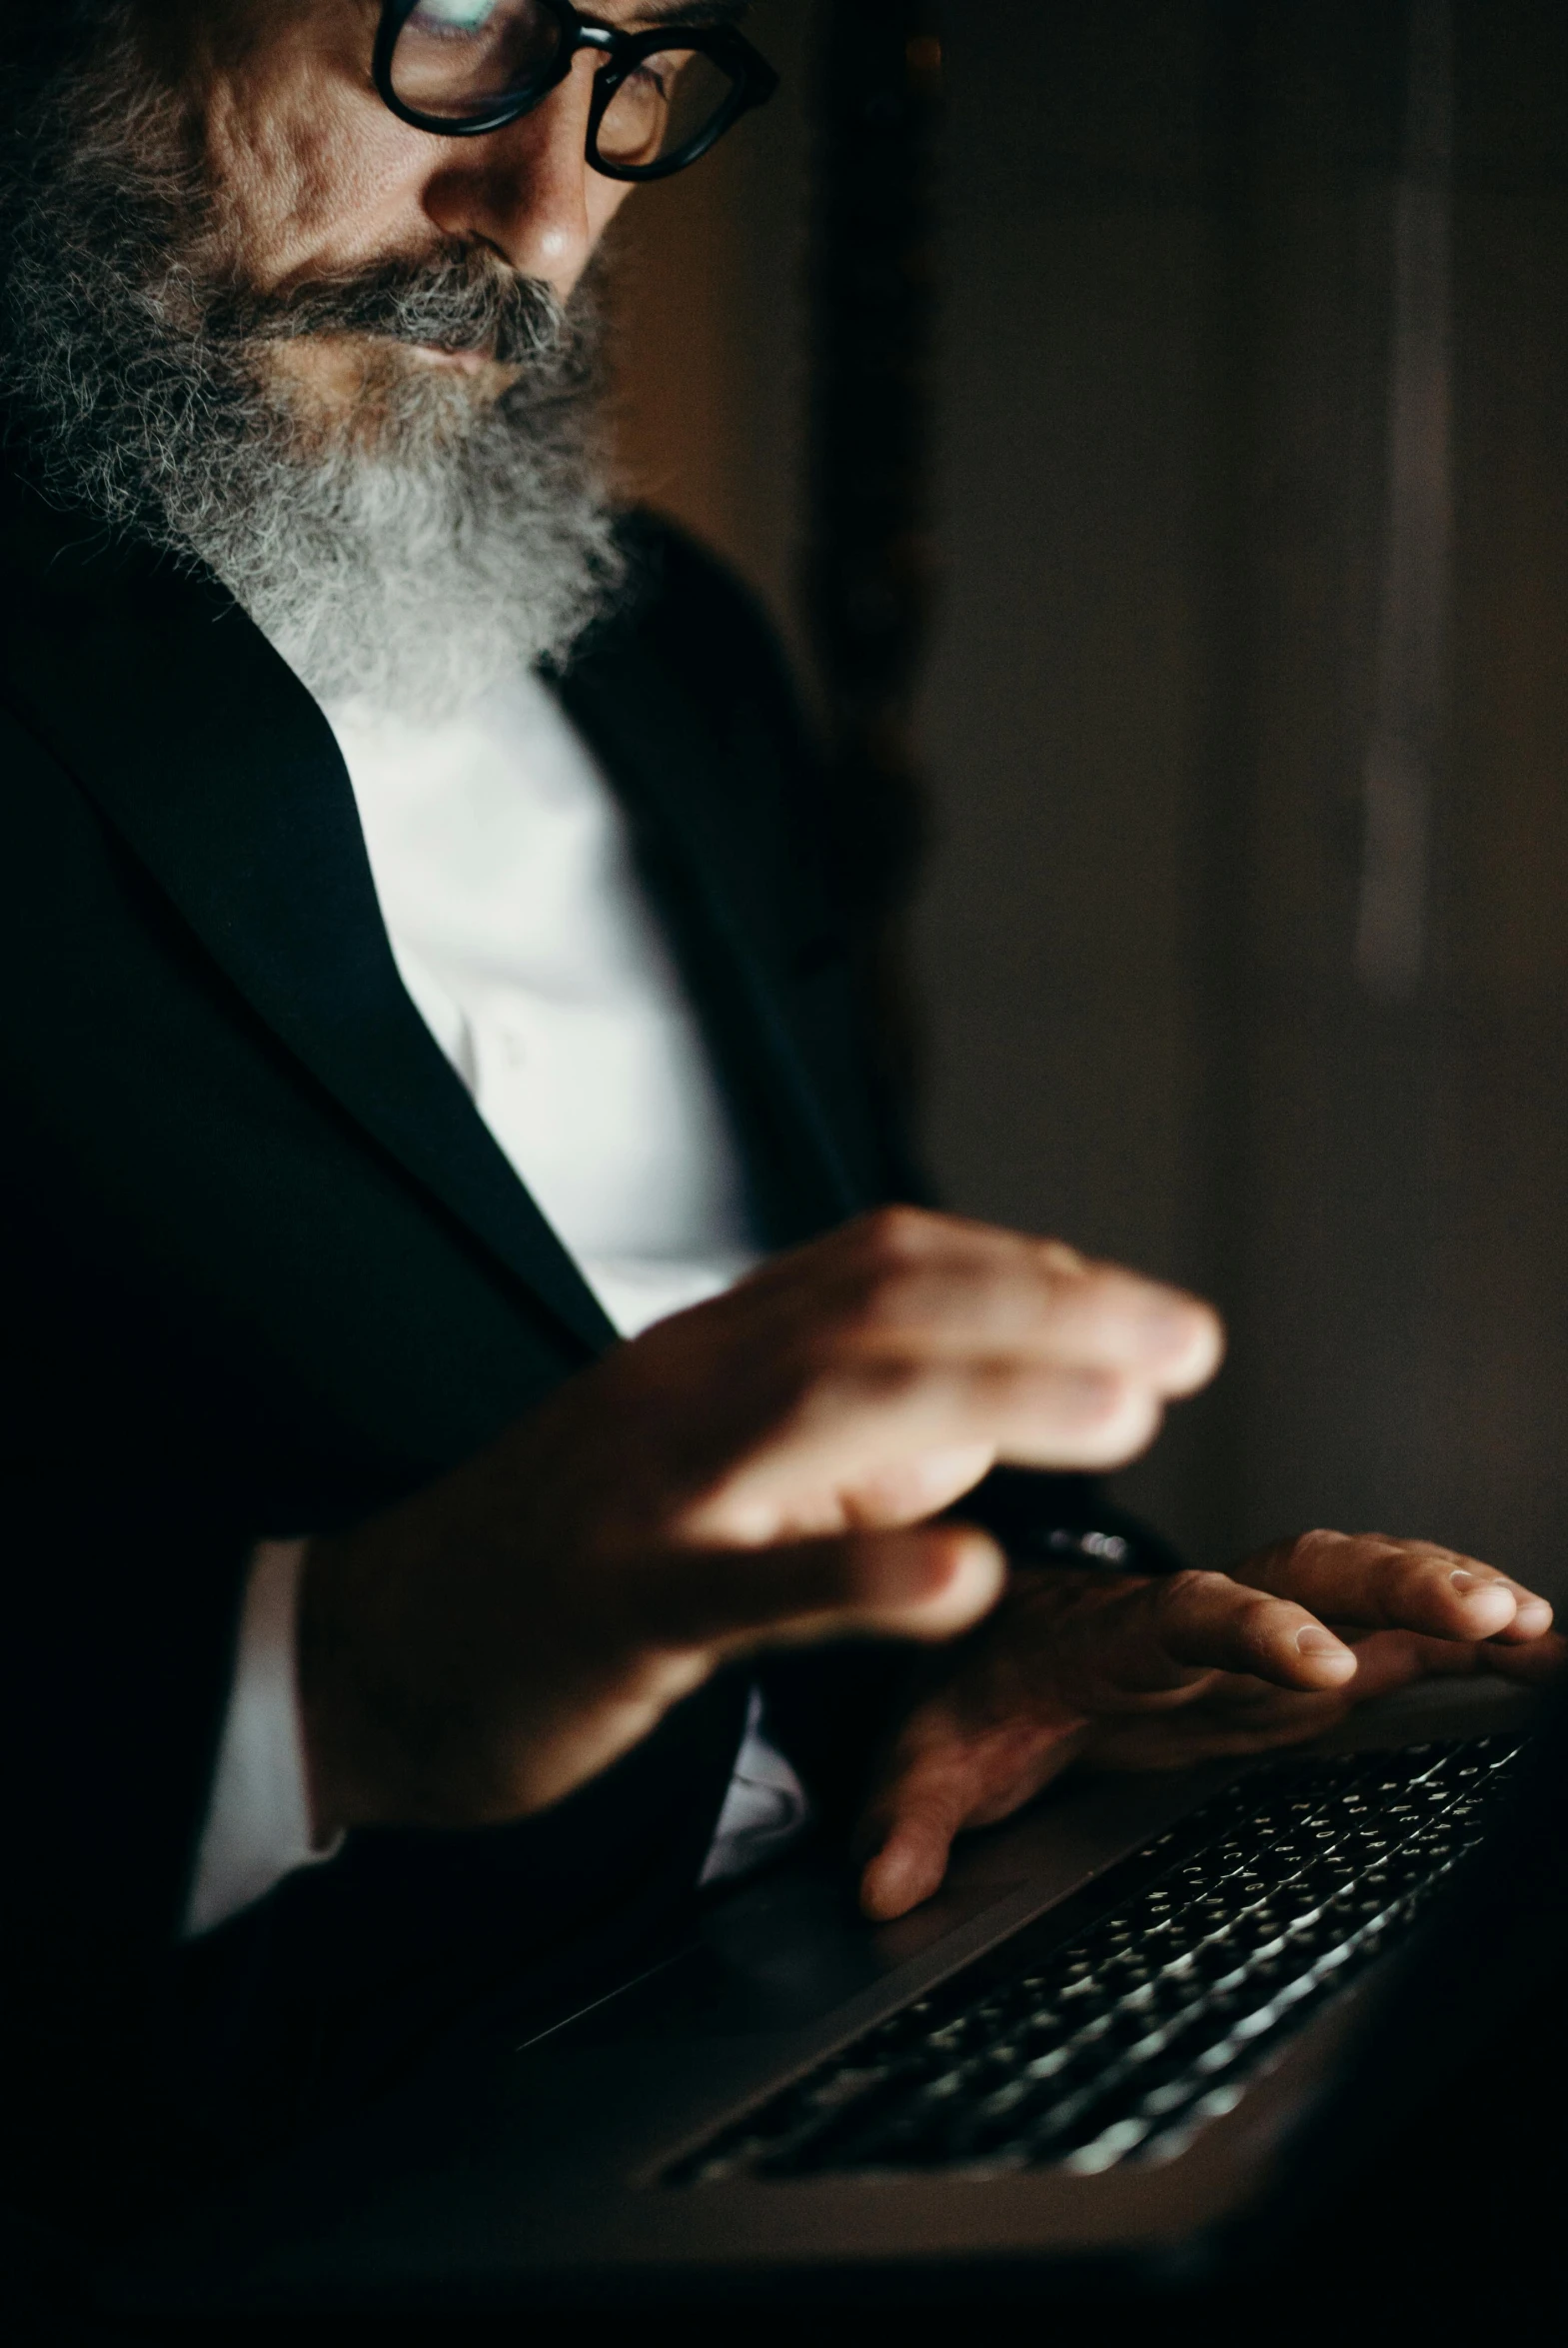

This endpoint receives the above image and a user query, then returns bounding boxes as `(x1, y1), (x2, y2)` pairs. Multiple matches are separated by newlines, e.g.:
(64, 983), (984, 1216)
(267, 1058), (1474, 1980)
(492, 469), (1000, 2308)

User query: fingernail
(1296, 1625), (1347, 1659)
(1514, 1597), (1552, 1628)
(1450, 1568), (1482, 1593)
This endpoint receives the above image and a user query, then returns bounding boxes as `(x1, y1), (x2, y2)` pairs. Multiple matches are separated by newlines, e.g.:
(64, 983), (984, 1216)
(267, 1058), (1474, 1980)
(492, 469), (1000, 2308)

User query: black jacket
(0, 465), (1166, 2217)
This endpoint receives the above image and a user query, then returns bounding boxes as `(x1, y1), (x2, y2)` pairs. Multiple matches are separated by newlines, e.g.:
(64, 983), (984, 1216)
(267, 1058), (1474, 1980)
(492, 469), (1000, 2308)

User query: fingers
(1237, 1531), (1555, 1646)
(848, 1573), (1568, 1928)
(698, 1354), (1187, 1549)
(740, 1210), (1223, 1393)
(1332, 1626), (1490, 1696)
(1084, 1621), (1566, 1773)
(784, 1354), (1175, 1476)
(1483, 1627), (1568, 1683)
(1033, 1568), (1361, 1704)
(857, 1781), (969, 1923)
(679, 1212), (1225, 1523)
(632, 1521), (1007, 1656)
(855, 1710), (1088, 1922)
(853, 1532), (1557, 1747)
(849, 1211), (1223, 1397)
(831, 1227), (1222, 1392)
(1082, 1687), (1362, 1770)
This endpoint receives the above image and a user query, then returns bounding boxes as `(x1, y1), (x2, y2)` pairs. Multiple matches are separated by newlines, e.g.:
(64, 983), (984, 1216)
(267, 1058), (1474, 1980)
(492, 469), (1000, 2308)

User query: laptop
(106, 1670), (1568, 2315)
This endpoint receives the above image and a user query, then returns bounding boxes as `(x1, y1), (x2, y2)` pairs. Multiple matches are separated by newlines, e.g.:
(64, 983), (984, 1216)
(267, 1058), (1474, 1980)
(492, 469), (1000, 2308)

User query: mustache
(206, 246), (571, 367)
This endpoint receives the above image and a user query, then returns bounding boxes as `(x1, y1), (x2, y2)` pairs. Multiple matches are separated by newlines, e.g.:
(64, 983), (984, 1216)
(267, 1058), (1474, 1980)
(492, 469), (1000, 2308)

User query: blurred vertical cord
(1183, 0), (1268, 1567)
(803, 0), (942, 1110)
(1354, 0), (1454, 999)
(1191, 0), (1451, 1560)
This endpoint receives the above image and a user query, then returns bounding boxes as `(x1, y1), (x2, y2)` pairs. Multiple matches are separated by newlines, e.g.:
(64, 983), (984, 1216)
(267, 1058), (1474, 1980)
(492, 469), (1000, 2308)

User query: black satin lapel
(0, 540), (616, 1360)
(558, 631), (866, 1236)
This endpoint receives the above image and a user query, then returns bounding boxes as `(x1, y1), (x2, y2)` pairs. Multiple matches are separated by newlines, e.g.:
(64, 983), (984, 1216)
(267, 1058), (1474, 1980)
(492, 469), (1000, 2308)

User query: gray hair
(0, 6), (626, 718)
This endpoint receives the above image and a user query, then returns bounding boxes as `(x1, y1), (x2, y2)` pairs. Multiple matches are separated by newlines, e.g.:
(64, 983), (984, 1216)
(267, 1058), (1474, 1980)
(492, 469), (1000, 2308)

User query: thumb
(631, 1521), (1006, 1656)
(858, 1772), (971, 1923)
(857, 1713), (1091, 1923)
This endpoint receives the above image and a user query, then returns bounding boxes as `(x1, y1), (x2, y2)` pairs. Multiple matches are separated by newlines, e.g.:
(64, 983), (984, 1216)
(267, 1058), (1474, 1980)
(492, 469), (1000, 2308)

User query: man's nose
(420, 53), (600, 297)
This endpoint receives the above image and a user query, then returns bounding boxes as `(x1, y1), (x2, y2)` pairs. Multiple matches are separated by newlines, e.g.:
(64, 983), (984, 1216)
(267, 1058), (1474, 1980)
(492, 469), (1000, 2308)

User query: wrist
(297, 1526), (379, 1841)
(296, 1465), (579, 1835)
(297, 1515), (469, 1837)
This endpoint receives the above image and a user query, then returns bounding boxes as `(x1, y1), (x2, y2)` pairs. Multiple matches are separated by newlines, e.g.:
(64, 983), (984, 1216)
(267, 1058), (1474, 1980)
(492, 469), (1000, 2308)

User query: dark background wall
(613, 1), (1568, 1596)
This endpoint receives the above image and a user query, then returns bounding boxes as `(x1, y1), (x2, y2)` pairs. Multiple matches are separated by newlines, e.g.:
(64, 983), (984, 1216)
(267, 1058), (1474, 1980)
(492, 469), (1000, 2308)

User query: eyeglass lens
(391, 0), (742, 169)
(391, 0), (565, 121)
(597, 49), (739, 169)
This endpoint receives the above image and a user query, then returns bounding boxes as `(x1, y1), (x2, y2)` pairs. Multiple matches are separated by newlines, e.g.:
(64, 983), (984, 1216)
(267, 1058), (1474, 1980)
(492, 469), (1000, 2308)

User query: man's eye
(405, 0), (501, 37)
(625, 51), (685, 102)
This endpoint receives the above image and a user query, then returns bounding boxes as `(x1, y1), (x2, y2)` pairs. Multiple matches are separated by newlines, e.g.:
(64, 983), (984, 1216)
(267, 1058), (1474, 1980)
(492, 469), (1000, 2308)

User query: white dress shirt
(186, 667), (810, 1935)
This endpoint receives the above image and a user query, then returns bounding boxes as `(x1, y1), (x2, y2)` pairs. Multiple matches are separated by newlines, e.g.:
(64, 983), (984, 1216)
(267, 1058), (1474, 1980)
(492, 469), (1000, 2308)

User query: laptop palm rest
(110, 1676), (1536, 2314)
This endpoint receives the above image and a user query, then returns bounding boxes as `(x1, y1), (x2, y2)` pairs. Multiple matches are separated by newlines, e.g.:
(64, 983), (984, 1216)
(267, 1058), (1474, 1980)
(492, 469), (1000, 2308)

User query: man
(0, 0), (1557, 2243)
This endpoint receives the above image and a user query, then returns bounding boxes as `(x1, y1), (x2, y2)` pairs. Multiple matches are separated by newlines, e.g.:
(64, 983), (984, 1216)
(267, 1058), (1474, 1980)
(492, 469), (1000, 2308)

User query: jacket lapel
(0, 519), (617, 1360)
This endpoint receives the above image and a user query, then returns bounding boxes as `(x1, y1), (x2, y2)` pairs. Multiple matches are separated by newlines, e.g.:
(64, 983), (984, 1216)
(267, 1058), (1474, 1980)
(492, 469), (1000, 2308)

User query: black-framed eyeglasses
(373, 1), (779, 181)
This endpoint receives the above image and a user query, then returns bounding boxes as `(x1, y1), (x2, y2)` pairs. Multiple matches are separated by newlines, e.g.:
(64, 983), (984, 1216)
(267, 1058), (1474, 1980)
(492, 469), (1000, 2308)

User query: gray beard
(0, 12), (625, 720)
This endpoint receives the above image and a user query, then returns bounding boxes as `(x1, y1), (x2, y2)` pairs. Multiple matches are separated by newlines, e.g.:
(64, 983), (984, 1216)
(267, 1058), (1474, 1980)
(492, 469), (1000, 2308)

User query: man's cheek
(207, 72), (427, 292)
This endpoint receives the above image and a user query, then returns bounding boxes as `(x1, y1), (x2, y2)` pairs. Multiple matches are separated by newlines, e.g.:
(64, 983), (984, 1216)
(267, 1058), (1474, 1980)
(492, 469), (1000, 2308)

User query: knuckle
(847, 1270), (929, 1339)
(823, 1211), (947, 1342)
(800, 1346), (925, 1414)
(1352, 1534), (1426, 1591)
(1159, 1568), (1233, 1616)
(1037, 1237), (1091, 1278)
(1236, 1590), (1293, 1646)
(842, 1220), (964, 1341)
(848, 1203), (938, 1270)
(784, 1318), (847, 1382)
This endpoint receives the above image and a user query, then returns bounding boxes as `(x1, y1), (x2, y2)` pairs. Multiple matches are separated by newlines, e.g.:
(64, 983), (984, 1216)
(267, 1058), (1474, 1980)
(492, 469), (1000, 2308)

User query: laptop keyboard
(670, 1734), (1524, 2185)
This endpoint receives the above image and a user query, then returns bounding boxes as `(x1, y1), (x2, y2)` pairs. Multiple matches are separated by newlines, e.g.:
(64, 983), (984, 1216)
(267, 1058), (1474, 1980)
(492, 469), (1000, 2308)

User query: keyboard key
(667, 1734), (1525, 2187)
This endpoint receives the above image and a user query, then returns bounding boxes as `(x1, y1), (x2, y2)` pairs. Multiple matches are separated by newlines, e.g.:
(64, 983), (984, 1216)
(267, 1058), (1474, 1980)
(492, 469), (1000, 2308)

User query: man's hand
(299, 1208), (1221, 1836)
(855, 1530), (1567, 1920)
